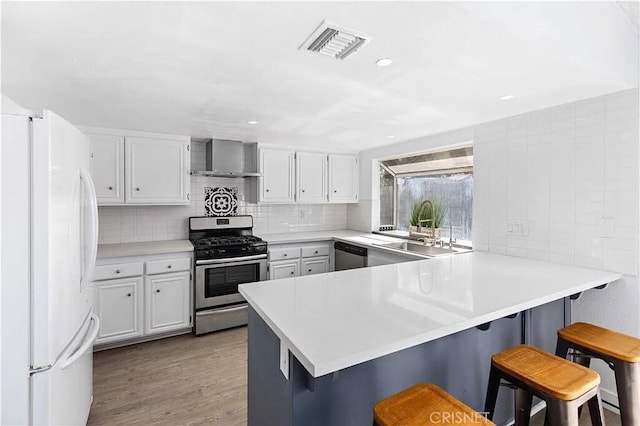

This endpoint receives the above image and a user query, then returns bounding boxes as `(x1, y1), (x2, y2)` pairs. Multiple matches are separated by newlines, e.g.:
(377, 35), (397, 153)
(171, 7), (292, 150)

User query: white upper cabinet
(125, 136), (190, 204)
(82, 127), (190, 205)
(88, 133), (125, 204)
(259, 147), (358, 204)
(296, 152), (327, 203)
(260, 148), (295, 203)
(328, 154), (358, 203)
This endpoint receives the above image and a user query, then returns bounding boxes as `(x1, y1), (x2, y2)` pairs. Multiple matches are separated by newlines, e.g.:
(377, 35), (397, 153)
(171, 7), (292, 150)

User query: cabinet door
(88, 133), (125, 204)
(328, 154), (358, 203)
(297, 152), (327, 203)
(125, 137), (190, 204)
(269, 260), (299, 280)
(301, 257), (329, 276)
(260, 148), (295, 203)
(94, 277), (142, 344)
(145, 272), (190, 334)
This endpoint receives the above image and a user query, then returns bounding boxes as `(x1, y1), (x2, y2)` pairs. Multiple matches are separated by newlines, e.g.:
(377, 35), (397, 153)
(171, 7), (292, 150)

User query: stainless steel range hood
(193, 139), (261, 177)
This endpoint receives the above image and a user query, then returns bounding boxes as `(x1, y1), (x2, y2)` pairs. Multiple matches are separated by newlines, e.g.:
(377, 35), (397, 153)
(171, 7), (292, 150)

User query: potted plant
(409, 198), (447, 239)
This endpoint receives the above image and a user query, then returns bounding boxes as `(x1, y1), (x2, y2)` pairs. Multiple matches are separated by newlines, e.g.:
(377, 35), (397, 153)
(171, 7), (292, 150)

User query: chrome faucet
(416, 199), (435, 246)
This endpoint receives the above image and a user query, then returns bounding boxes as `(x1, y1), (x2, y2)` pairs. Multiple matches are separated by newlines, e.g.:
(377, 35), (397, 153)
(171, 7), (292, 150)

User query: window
(378, 145), (473, 242)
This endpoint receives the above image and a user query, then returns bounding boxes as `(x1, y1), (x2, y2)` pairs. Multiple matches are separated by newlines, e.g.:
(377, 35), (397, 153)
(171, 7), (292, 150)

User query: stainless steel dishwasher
(334, 242), (367, 270)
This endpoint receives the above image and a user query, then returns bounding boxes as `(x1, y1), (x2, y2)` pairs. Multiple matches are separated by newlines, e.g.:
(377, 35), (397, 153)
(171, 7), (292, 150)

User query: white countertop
(239, 251), (621, 378)
(97, 240), (194, 259)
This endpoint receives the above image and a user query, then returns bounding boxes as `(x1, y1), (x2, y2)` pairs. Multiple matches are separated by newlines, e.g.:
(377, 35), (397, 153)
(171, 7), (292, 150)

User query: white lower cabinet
(93, 252), (192, 348)
(301, 257), (329, 276)
(269, 260), (299, 280)
(268, 242), (332, 279)
(145, 272), (190, 335)
(94, 277), (143, 344)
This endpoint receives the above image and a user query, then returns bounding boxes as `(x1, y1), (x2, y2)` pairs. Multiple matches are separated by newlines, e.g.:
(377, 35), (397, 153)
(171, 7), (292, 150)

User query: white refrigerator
(1, 109), (100, 425)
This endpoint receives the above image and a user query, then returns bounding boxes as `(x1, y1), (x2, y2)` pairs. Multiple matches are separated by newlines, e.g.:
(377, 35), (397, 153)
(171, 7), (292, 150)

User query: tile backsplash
(472, 88), (639, 276)
(97, 141), (348, 244)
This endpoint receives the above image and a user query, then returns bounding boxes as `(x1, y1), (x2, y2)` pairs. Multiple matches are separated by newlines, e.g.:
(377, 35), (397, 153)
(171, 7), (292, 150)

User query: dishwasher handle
(334, 241), (368, 257)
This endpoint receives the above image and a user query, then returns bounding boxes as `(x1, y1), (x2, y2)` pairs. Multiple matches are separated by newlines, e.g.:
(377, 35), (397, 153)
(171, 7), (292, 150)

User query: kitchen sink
(374, 241), (470, 257)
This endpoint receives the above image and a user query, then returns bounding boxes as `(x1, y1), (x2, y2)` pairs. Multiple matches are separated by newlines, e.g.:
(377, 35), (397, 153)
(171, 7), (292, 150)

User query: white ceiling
(2, 1), (638, 152)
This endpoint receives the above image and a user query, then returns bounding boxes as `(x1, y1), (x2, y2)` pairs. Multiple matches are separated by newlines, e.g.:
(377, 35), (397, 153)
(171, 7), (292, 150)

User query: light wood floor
(88, 327), (248, 426)
(89, 327), (622, 426)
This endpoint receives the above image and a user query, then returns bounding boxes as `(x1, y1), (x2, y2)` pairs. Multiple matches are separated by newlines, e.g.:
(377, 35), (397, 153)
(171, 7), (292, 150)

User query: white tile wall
(97, 140), (348, 244)
(472, 88), (639, 276)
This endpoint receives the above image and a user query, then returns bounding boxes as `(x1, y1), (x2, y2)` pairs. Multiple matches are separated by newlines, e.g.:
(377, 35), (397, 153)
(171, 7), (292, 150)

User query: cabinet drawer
(93, 262), (143, 281)
(146, 258), (191, 275)
(269, 247), (300, 261)
(301, 257), (329, 276)
(301, 245), (329, 258)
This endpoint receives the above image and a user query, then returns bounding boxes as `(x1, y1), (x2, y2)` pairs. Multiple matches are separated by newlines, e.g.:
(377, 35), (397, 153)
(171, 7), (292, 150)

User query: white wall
(351, 88), (639, 405)
(97, 140), (348, 243)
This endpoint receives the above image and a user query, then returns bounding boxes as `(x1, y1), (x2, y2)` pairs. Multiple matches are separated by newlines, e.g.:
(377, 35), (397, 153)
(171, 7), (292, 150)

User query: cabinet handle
(127, 293), (131, 297)
(266, 189), (270, 192)
(136, 187), (140, 191)
(108, 186), (113, 190)
(156, 289), (161, 293)
(283, 253), (287, 257)
(308, 269), (312, 272)
(334, 190), (337, 193)
(290, 271), (294, 275)
(314, 250), (318, 254)
(115, 269), (121, 274)
(167, 265), (172, 269)
(302, 189), (305, 192)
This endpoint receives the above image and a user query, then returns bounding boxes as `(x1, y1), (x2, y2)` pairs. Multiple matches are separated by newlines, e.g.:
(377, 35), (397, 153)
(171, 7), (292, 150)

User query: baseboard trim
(93, 328), (192, 351)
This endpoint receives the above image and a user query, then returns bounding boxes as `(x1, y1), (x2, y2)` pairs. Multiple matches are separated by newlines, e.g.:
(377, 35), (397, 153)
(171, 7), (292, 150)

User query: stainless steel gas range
(189, 216), (267, 335)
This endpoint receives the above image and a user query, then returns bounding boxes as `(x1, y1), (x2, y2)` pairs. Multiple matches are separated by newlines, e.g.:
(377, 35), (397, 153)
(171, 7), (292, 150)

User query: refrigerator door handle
(80, 168), (98, 288)
(61, 314), (100, 370)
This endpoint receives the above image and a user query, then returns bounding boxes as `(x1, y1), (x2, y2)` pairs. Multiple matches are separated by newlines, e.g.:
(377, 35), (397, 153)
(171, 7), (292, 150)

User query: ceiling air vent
(301, 21), (369, 60)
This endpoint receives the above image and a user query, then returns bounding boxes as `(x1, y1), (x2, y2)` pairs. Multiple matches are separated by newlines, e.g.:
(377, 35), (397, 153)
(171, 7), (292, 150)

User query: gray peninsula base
(247, 299), (565, 426)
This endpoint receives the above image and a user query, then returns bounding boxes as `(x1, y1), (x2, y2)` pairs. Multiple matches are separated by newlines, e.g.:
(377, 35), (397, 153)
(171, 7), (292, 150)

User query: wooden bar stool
(374, 383), (495, 426)
(484, 345), (604, 426)
(556, 322), (640, 425)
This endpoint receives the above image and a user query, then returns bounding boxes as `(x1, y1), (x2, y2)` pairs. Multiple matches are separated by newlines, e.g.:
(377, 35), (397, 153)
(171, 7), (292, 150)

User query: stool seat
(374, 383), (494, 426)
(558, 322), (640, 363)
(492, 344), (600, 401)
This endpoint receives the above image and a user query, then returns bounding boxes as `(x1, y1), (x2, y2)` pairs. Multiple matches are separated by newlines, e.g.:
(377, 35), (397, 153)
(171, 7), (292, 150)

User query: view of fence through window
(396, 174), (473, 241)
(378, 145), (474, 242)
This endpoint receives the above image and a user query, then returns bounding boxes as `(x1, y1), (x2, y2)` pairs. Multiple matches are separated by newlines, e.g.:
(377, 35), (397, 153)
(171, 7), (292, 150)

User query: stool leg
(614, 360), (640, 426)
(555, 336), (571, 359)
(586, 391), (605, 426)
(572, 351), (591, 419)
(514, 389), (533, 426)
(484, 366), (501, 421)
(546, 399), (579, 426)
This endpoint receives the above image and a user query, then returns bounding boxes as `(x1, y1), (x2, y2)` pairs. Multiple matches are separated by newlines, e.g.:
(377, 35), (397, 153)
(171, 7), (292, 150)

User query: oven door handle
(195, 254), (268, 266)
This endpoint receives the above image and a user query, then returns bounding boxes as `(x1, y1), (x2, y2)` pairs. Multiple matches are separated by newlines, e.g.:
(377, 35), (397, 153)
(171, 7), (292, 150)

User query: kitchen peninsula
(239, 252), (621, 426)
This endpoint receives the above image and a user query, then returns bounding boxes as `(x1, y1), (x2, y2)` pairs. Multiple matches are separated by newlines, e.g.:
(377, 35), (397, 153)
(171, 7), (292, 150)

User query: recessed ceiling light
(247, 120), (259, 125)
(376, 58), (393, 67)
(387, 135), (395, 139)
(500, 94), (515, 100)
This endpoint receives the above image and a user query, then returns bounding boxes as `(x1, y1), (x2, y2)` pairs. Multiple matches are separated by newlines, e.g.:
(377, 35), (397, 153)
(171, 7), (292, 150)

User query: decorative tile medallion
(204, 187), (238, 217)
